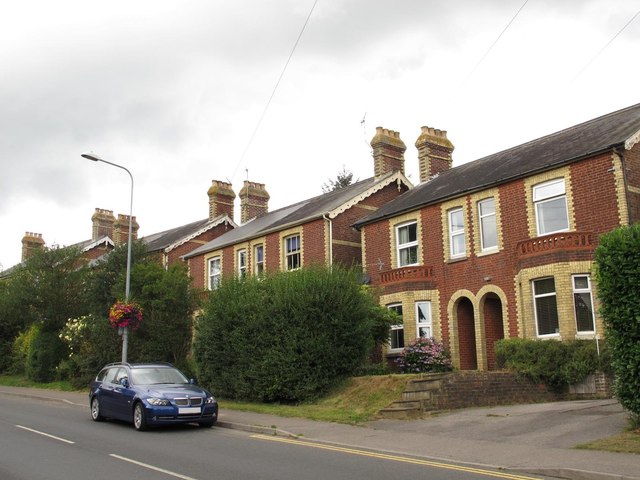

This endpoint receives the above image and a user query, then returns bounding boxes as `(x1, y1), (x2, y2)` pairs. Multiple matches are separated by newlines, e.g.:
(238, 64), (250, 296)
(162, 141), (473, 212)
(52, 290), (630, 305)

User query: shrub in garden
(396, 337), (452, 373)
(595, 223), (640, 416)
(194, 265), (380, 403)
(495, 337), (608, 391)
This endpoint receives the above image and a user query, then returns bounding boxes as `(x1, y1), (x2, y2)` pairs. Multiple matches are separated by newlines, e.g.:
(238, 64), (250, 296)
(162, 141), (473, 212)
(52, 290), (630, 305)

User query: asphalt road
(0, 394), (547, 480)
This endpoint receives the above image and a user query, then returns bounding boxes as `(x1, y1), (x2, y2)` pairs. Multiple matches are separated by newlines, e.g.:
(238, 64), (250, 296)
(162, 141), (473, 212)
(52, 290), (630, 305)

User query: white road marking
(15, 425), (75, 444)
(109, 454), (199, 480)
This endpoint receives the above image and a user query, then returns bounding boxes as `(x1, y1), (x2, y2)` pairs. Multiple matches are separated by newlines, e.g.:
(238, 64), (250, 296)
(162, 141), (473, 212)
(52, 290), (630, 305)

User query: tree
(0, 246), (89, 378)
(321, 166), (355, 193)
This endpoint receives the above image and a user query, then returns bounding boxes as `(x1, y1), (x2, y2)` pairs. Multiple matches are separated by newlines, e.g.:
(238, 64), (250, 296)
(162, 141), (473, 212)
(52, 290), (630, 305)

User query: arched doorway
(483, 293), (504, 370)
(457, 297), (477, 370)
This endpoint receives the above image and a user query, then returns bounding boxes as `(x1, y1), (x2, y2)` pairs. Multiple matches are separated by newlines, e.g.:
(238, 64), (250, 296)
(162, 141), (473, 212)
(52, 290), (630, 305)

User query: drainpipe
(323, 213), (333, 266)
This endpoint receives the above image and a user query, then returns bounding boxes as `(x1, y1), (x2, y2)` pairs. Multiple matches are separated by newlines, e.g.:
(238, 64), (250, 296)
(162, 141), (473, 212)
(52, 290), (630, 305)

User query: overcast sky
(1, 0), (638, 270)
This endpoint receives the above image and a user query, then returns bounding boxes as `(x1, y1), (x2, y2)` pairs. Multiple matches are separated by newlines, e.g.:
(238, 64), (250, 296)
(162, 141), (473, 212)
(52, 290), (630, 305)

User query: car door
(109, 367), (137, 422)
(95, 367), (119, 416)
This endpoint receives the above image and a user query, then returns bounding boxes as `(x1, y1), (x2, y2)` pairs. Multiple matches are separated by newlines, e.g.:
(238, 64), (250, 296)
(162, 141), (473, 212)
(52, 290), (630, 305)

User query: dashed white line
(109, 454), (199, 480)
(15, 425), (75, 444)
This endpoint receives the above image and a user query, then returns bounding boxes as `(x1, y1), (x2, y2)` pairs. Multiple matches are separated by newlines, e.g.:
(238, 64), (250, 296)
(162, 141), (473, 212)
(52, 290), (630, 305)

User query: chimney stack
(21, 232), (45, 261)
(208, 180), (236, 221)
(113, 214), (139, 246)
(415, 126), (454, 182)
(91, 208), (116, 241)
(239, 181), (270, 224)
(371, 127), (406, 178)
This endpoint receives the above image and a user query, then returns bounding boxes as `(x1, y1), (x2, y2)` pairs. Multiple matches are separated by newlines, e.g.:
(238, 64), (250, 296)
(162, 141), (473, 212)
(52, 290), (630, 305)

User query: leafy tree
(194, 265), (383, 402)
(321, 166), (355, 193)
(595, 223), (640, 416)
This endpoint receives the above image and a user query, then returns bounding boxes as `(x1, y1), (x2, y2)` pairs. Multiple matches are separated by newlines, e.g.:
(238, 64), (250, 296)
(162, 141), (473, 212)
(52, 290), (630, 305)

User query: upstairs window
(396, 222), (418, 267)
(285, 234), (301, 271)
(388, 303), (404, 350)
(533, 277), (559, 336)
(237, 249), (247, 278)
(573, 275), (595, 333)
(533, 179), (569, 235)
(478, 198), (498, 251)
(448, 207), (465, 258)
(208, 256), (221, 290)
(254, 244), (264, 277)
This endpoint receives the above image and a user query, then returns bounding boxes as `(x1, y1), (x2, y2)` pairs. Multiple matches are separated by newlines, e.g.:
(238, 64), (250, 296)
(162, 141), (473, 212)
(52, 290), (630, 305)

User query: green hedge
(194, 265), (381, 403)
(495, 338), (609, 391)
(595, 223), (640, 416)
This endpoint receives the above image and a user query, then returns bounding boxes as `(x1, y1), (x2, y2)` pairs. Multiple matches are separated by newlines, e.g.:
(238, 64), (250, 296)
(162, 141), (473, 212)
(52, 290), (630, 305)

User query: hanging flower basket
(109, 300), (143, 330)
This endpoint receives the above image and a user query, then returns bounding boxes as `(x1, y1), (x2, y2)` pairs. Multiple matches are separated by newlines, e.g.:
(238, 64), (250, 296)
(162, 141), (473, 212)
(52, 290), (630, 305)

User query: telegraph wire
(460, 0), (529, 87)
(231, 0), (319, 182)
(570, 8), (640, 84)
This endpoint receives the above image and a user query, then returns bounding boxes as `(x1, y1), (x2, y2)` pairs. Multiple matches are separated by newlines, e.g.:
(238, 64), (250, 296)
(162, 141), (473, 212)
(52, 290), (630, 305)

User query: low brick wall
(426, 371), (557, 410)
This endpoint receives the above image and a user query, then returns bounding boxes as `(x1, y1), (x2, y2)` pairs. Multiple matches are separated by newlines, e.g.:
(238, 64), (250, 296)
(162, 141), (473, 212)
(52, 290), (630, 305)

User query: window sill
(446, 256), (467, 264)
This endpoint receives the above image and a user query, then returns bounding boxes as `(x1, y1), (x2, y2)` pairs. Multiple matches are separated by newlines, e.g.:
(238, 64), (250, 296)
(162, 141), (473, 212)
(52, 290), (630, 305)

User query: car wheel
(133, 402), (147, 431)
(90, 397), (105, 422)
(198, 419), (215, 428)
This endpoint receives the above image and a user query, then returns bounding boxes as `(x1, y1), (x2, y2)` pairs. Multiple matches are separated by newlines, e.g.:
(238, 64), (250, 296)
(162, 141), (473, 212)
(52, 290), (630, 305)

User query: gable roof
(355, 102), (640, 228)
(142, 215), (236, 254)
(184, 170), (411, 259)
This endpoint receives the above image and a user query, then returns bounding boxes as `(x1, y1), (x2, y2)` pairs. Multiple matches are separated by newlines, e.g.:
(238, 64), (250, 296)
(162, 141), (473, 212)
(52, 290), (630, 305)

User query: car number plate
(178, 407), (201, 414)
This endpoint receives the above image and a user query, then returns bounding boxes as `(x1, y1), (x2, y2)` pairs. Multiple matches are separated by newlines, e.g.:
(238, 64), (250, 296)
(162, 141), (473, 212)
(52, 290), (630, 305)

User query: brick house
(184, 127), (416, 289)
(141, 181), (237, 268)
(354, 103), (640, 371)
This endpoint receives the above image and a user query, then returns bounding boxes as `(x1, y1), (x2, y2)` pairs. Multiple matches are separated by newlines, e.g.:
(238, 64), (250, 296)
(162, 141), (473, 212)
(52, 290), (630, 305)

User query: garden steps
(377, 373), (447, 419)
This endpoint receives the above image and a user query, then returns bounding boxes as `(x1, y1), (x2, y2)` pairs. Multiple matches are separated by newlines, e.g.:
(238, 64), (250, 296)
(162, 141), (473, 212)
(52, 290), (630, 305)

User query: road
(0, 394), (547, 480)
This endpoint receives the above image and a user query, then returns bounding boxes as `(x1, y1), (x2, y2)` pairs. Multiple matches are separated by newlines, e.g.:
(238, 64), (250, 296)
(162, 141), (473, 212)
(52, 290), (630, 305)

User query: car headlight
(146, 397), (170, 406)
(205, 396), (216, 404)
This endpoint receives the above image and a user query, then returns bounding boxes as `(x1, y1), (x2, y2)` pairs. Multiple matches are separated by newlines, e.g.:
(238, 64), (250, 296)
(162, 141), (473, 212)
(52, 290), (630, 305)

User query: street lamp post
(82, 152), (134, 363)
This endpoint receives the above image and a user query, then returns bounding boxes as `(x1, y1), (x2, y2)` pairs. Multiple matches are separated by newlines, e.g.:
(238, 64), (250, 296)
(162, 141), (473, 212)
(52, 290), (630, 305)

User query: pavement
(1, 386), (639, 480)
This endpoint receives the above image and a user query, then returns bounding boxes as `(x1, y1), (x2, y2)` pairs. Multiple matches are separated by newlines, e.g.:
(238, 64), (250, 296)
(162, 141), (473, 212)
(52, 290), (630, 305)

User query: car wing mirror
(189, 378), (196, 385)
(119, 377), (129, 388)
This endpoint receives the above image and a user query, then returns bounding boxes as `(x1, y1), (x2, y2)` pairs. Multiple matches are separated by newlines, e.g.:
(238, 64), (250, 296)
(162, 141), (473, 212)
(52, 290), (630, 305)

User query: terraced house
(354, 103), (640, 371)
(184, 127), (417, 288)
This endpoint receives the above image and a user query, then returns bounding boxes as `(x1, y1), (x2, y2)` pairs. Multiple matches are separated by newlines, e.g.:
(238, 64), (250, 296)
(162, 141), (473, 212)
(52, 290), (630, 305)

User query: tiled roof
(142, 215), (234, 253)
(184, 171), (410, 259)
(354, 102), (640, 228)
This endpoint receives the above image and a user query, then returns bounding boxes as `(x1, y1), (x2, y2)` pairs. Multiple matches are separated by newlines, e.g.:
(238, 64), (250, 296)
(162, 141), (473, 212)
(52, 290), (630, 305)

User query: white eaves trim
(164, 215), (237, 253)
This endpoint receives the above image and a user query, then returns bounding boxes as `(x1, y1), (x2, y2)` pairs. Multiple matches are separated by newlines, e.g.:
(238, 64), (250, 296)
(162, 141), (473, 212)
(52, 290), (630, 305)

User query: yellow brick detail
(612, 151), (630, 225)
(203, 250), (223, 288)
(389, 213), (422, 269)
(469, 188), (503, 256)
(379, 290), (441, 350)
(523, 167), (573, 238)
(440, 198), (469, 262)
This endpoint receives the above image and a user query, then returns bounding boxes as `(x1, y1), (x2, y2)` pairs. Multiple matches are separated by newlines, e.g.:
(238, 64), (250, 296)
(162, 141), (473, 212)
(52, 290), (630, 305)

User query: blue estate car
(89, 362), (218, 431)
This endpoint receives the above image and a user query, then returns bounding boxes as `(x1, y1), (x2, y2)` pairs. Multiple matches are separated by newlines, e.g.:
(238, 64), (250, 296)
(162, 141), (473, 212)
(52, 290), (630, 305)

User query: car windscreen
(131, 367), (189, 385)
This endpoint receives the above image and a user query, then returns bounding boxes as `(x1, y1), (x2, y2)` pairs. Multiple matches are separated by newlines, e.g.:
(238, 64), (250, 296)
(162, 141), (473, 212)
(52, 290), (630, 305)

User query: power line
(460, 0), (529, 87)
(231, 0), (319, 182)
(570, 8), (640, 84)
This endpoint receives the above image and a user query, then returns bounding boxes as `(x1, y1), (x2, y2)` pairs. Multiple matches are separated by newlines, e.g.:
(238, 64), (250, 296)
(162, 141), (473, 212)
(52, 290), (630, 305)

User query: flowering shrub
(109, 301), (143, 330)
(396, 337), (452, 374)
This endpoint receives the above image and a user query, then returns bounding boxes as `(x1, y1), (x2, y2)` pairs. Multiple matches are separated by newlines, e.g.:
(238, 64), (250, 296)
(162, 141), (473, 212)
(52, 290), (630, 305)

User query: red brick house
(354, 103), (640, 371)
(184, 128), (416, 289)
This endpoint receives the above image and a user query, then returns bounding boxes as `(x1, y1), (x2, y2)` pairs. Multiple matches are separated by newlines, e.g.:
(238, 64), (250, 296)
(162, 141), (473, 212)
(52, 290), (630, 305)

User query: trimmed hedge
(595, 223), (640, 416)
(495, 338), (608, 391)
(193, 265), (381, 403)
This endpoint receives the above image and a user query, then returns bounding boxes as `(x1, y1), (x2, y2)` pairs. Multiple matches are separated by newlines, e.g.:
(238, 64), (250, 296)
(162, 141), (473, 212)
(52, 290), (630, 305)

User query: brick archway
(482, 293), (505, 370)
(456, 297), (477, 370)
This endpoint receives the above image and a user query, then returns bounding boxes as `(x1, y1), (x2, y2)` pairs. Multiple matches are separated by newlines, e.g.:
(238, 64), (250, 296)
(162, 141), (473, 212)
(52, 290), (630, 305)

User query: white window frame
(208, 256), (221, 290)
(237, 249), (247, 278)
(396, 221), (418, 267)
(533, 178), (569, 235)
(478, 197), (498, 251)
(285, 234), (301, 271)
(533, 277), (560, 337)
(448, 207), (465, 258)
(254, 244), (264, 277)
(573, 275), (596, 334)
(416, 301), (432, 339)
(387, 303), (404, 351)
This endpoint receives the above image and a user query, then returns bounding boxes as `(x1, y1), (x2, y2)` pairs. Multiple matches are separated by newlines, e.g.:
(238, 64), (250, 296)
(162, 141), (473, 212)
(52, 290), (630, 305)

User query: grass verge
(576, 427), (640, 454)
(0, 374), (77, 392)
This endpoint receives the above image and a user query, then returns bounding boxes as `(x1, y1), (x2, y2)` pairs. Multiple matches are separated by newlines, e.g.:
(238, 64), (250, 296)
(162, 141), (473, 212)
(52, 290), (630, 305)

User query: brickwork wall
(624, 142), (640, 223)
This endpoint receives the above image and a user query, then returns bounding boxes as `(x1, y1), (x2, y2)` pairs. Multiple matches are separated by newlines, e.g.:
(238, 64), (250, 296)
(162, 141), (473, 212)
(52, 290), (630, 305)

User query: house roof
(354, 102), (640, 228)
(142, 215), (235, 254)
(184, 170), (411, 259)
